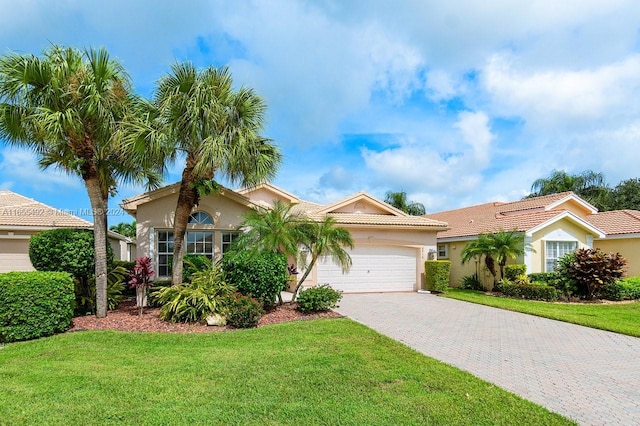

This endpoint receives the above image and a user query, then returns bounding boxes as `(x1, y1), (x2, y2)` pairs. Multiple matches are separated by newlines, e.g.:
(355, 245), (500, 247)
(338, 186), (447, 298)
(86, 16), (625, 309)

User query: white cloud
(0, 148), (83, 192)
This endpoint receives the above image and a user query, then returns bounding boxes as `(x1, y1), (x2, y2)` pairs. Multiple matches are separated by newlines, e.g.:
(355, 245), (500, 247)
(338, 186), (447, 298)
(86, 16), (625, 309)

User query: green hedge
(0, 271), (75, 343)
(425, 260), (451, 292)
(504, 264), (526, 281)
(599, 277), (640, 301)
(527, 272), (558, 285)
(222, 251), (287, 306)
(500, 282), (558, 302)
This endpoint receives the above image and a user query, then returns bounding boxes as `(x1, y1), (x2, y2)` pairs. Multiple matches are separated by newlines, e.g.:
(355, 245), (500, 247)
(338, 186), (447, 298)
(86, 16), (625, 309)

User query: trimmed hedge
(297, 285), (342, 313)
(500, 282), (558, 302)
(504, 264), (526, 281)
(527, 272), (558, 285)
(222, 251), (287, 306)
(225, 293), (263, 328)
(600, 277), (640, 301)
(425, 260), (451, 292)
(0, 271), (75, 343)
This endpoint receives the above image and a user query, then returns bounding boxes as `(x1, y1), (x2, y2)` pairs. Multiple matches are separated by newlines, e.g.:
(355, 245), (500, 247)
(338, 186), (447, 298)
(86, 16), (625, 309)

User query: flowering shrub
(225, 293), (263, 328)
(128, 257), (155, 316)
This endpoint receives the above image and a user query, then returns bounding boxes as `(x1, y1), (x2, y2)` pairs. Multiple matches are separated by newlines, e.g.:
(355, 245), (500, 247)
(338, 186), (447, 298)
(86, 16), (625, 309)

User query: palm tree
(128, 63), (281, 284)
(110, 221), (136, 239)
(233, 200), (306, 258)
(384, 190), (426, 215)
(461, 234), (498, 284)
(0, 46), (160, 317)
(528, 170), (611, 210)
(461, 231), (531, 286)
(292, 216), (353, 301)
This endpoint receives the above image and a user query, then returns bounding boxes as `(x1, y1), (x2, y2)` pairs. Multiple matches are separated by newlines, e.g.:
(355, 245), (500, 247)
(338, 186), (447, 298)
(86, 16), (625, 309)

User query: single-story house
(121, 182), (449, 292)
(425, 191), (640, 288)
(0, 189), (136, 273)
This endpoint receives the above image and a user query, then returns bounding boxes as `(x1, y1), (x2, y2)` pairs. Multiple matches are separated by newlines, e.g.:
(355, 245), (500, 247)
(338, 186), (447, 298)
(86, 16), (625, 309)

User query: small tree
(128, 257), (154, 316)
(556, 248), (626, 299)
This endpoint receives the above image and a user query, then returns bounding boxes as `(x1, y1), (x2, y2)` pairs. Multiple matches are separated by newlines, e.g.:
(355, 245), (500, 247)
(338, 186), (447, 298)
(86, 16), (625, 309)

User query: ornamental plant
(128, 257), (155, 316)
(555, 248), (626, 299)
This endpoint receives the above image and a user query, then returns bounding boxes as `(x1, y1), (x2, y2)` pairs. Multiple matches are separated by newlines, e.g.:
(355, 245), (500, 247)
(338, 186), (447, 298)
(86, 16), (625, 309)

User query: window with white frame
(157, 231), (174, 277)
(156, 230), (214, 276)
(221, 232), (240, 254)
(437, 244), (449, 259)
(188, 211), (214, 224)
(545, 241), (578, 272)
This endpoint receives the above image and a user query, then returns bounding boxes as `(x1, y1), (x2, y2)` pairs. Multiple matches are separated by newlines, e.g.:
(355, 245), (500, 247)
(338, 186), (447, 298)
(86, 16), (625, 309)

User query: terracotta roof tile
(0, 190), (92, 228)
(307, 212), (447, 228)
(586, 210), (640, 235)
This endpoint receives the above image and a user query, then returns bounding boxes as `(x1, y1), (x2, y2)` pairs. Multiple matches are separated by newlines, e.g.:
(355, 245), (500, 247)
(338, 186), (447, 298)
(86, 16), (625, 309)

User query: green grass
(0, 319), (572, 425)
(443, 288), (640, 337)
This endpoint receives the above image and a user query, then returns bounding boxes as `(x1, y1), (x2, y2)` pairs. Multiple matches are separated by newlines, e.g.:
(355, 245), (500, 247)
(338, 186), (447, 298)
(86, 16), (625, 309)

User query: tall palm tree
(233, 200), (306, 258)
(127, 63), (281, 284)
(384, 190), (426, 215)
(0, 46), (160, 317)
(527, 170), (611, 210)
(292, 216), (353, 301)
(110, 221), (136, 239)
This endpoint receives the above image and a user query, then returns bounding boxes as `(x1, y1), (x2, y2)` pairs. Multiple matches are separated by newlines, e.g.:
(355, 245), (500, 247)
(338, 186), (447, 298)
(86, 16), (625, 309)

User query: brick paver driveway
(335, 293), (640, 426)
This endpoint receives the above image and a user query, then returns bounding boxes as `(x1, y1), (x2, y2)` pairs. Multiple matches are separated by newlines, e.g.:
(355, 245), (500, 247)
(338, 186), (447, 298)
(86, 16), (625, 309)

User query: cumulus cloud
(0, 148), (82, 192)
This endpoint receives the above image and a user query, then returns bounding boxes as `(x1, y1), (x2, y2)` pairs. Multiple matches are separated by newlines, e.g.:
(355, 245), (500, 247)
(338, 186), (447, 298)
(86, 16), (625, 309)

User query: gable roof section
(121, 182), (258, 215)
(427, 192), (603, 239)
(308, 192), (447, 229)
(237, 182), (300, 204)
(0, 190), (92, 228)
(586, 210), (640, 236)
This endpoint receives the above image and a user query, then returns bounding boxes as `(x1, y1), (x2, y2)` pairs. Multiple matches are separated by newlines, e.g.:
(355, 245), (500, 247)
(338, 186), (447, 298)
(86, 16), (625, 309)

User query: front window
(189, 212), (214, 224)
(438, 244), (448, 259)
(156, 230), (214, 276)
(222, 232), (240, 254)
(546, 241), (578, 272)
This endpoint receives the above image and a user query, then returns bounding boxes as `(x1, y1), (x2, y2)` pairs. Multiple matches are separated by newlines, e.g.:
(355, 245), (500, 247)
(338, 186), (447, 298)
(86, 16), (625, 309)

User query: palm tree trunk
(85, 177), (109, 318)
(291, 255), (317, 302)
(171, 162), (198, 285)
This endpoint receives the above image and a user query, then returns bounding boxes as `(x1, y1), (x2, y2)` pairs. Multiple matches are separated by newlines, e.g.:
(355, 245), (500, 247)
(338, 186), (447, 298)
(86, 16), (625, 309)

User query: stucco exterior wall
(594, 237), (640, 277)
(242, 187), (291, 207)
(0, 236), (33, 272)
(135, 192), (253, 278)
(530, 219), (594, 273)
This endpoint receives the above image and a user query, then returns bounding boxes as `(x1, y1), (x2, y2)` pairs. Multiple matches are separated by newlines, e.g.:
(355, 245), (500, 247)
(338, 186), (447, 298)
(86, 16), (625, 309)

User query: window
(157, 231), (174, 277)
(437, 244), (448, 259)
(545, 241), (578, 272)
(156, 230), (214, 276)
(222, 232), (240, 254)
(188, 211), (213, 224)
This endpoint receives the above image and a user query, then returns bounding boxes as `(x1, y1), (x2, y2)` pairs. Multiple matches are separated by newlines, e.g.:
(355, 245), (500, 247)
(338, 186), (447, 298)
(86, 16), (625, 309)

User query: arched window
(188, 211), (214, 224)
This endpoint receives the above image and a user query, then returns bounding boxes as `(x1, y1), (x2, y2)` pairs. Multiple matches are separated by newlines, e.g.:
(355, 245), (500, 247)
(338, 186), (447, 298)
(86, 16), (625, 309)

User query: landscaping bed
(69, 298), (341, 333)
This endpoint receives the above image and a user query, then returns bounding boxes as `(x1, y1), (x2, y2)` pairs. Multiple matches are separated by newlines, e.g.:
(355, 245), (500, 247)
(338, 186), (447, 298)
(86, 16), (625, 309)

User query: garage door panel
(317, 245), (417, 293)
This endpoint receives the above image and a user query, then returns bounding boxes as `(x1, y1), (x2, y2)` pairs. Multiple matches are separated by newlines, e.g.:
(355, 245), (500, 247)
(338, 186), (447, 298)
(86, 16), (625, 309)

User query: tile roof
(307, 212), (448, 228)
(0, 190), (92, 228)
(426, 191), (601, 239)
(586, 210), (640, 235)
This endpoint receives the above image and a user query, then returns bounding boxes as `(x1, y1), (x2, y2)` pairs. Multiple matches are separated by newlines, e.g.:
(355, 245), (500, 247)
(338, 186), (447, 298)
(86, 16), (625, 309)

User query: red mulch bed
(68, 298), (342, 334)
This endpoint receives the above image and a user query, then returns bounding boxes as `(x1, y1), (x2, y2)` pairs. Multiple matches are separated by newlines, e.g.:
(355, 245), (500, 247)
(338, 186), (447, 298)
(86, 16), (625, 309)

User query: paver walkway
(335, 293), (640, 426)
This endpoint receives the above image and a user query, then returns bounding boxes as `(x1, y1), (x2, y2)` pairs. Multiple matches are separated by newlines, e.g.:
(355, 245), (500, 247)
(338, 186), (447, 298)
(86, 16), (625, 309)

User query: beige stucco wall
(529, 219), (595, 273)
(551, 199), (593, 219)
(135, 192), (253, 278)
(298, 226), (439, 291)
(594, 237), (640, 277)
(0, 235), (34, 272)
(242, 187), (291, 207)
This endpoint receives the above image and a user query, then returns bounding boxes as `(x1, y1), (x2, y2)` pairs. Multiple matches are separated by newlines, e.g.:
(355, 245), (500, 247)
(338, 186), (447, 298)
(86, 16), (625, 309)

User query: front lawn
(443, 288), (640, 337)
(0, 319), (572, 425)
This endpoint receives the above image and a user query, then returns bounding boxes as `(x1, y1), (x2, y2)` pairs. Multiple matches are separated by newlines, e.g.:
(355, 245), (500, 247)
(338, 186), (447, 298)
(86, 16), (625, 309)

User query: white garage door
(316, 245), (417, 293)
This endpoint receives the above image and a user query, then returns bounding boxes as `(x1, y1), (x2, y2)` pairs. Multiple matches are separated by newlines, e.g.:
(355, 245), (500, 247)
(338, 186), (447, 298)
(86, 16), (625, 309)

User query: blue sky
(2, 0), (640, 225)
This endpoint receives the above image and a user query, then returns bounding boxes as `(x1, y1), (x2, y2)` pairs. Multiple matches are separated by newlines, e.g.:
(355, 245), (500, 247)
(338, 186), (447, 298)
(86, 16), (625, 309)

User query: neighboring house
(121, 182), (448, 292)
(426, 192), (607, 288)
(585, 210), (640, 277)
(0, 189), (135, 273)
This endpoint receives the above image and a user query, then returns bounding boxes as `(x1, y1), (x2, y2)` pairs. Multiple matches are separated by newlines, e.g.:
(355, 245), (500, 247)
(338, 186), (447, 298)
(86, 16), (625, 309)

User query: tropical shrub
(182, 254), (211, 283)
(222, 251), (287, 306)
(75, 266), (127, 315)
(555, 249), (626, 299)
(112, 260), (136, 273)
(296, 285), (342, 313)
(424, 260), (451, 292)
(460, 273), (484, 291)
(499, 282), (558, 301)
(147, 280), (173, 308)
(600, 277), (640, 301)
(504, 264), (527, 281)
(153, 264), (235, 323)
(225, 293), (264, 328)
(29, 229), (113, 279)
(128, 257), (155, 316)
(0, 271), (74, 343)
